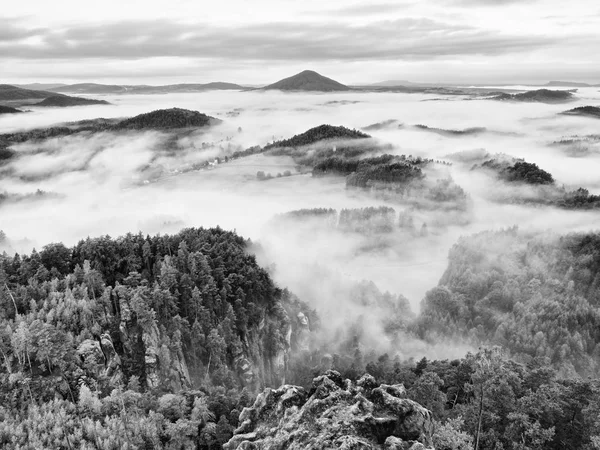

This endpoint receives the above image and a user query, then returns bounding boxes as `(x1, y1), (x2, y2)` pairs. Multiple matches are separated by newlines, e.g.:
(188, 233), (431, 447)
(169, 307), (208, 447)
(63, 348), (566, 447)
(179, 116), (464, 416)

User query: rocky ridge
(225, 371), (434, 450)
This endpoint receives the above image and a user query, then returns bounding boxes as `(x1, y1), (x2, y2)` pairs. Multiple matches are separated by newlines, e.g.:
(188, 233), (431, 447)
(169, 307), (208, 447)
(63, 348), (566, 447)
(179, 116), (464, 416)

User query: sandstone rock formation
(224, 371), (434, 450)
(77, 334), (122, 385)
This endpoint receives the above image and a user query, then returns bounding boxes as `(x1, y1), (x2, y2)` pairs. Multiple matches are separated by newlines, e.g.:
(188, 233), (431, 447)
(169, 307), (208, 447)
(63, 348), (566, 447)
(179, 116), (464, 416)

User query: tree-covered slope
(264, 124), (369, 149)
(0, 105), (24, 115)
(0, 108), (221, 159)
(0, 84), (57, 101)
(0, 84), (110, 107)
(491, 89), (575, 103)
(0, 227), (319, 445)
(35, 95), (110, 107)
(114, 108), (220, 129)
(417, 228), (600, 376)
(561, 106), (600, 119)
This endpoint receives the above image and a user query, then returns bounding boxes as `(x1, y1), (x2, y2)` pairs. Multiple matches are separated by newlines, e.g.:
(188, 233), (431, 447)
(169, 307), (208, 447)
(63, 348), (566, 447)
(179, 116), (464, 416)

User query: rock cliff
(108, 284), (314, 392)
(225, 371), (434, 450)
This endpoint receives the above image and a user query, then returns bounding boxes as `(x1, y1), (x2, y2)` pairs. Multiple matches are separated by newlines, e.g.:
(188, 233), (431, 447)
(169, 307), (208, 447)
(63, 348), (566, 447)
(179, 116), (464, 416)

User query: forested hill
(264, 124), (370, 149)
(0, 84), (57, 101)
(114, 108), (220, 129)
(0, 108), (220, 156)
(417, 227), (600, 377)
(561, 106), (600, 119)
(0, 105), (24, 115)
(491, 89), (575, 103)
(0, 227), (315, 447)
(0, 84), (109, 107)
(35, 95), (110, 107)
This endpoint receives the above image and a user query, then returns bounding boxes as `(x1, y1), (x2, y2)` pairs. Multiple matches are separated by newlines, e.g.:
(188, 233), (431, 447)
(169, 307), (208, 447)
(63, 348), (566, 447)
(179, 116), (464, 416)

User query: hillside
(263, 70), (350, 92)
(35, 95), (110, 107)
(0, 227), (318, 448)
(491, 89), (574, 103)
(0, 105), (23, 114)
(0, 108), (221, 158)
(0, 84), (109, 107)
(418, 228), (600, 376)
(114, 107), (220, 129)
(0, 84), (57, 101)
(265, 124), (370, 149)
(561, 105), (600, 119)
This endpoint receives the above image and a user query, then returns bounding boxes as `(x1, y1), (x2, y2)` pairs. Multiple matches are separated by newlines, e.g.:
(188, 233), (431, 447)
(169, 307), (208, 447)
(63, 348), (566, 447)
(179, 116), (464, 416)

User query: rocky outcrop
(112, 282), (313, 393)
(238, 300), (315, 390)
(293, 312), (311, 352)
(77, 333), (122, 385)
(224, 371), (434, 450)
(117, 292), (192, 391)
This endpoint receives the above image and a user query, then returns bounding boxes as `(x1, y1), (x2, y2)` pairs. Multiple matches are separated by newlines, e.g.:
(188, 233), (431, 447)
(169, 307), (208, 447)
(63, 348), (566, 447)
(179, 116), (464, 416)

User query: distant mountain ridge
(263, 70), (350, 92)
(546, 81), (600, 87)
(44, 82), (245, 95)
(0, 84), (58, 101)
(0, 84), (109, 107)
(14, 83), (67, 90)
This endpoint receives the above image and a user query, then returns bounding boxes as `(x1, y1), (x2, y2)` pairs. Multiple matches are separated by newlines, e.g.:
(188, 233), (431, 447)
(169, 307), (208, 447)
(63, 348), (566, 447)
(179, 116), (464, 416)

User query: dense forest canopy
(3, 186), (600, 450)
(0, 227), (318, 448)
(479, 159), (555, 185)
(1, 225), (599, 448)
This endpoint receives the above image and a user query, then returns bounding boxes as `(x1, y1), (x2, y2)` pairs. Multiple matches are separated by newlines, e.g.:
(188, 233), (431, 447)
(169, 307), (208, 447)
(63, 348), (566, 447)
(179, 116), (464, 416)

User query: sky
(1, 0), (599, 85)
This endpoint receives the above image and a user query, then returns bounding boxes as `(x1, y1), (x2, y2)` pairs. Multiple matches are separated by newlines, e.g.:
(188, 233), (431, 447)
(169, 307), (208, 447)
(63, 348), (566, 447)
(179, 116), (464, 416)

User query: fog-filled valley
(2, 82), (600, 449)
(3, 88), (600, 303)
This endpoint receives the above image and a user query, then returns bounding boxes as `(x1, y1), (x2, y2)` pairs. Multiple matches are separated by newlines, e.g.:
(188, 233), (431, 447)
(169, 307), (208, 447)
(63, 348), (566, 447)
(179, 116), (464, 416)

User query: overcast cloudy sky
(2, 0), (599, 85)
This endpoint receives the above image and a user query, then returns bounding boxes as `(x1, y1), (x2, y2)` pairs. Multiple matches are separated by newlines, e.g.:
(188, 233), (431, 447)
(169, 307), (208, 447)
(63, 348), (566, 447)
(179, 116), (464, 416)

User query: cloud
(449, 0), (535, 5)
(314, 2), (414, 17)
(0, 19), (42, 42)
(0, 17), (556, 62)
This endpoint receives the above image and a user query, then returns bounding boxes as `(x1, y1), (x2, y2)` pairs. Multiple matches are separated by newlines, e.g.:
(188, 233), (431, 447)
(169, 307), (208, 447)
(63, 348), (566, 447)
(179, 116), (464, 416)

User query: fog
(2, 87), (600, 358)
